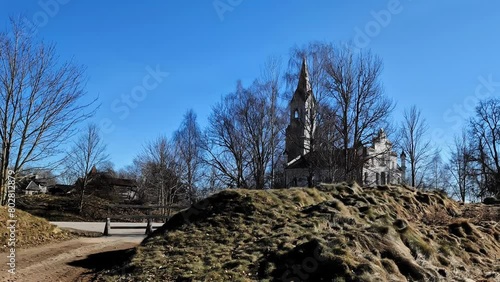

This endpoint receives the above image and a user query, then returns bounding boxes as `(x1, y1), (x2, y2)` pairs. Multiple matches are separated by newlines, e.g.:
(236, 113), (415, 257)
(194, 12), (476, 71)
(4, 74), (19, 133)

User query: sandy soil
(0, 236), (142, 282)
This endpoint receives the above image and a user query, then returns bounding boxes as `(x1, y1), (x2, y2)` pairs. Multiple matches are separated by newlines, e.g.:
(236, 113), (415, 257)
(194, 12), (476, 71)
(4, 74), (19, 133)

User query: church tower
(285, 58), (316, 164)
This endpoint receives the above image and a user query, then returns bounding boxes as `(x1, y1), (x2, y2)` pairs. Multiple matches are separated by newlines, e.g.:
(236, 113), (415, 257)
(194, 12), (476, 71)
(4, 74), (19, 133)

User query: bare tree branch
(0, 18), (96, 204)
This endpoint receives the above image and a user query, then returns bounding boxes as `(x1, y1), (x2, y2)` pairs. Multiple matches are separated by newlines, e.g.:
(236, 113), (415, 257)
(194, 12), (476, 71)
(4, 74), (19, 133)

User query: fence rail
(104, 204), (177, 235)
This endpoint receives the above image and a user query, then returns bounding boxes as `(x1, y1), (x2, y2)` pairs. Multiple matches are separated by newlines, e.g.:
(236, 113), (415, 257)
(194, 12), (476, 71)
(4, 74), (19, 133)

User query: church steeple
(285, 58), (316, 164)
(297, 58), (312, 94)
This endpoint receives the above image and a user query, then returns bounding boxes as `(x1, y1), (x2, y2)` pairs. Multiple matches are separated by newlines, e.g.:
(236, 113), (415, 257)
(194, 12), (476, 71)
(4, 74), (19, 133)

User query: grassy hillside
(96, 183), (500, 281)
(0, 206), (73, 252)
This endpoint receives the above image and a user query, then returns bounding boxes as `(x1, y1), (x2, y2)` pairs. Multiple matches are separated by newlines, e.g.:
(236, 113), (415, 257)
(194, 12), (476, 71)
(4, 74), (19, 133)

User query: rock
(393, 218), (408, 232)
(484, 271), (498, 278)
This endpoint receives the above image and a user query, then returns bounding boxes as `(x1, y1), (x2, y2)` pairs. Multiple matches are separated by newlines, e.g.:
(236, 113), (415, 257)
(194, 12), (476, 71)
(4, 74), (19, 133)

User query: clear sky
(2, 0), (500, 170)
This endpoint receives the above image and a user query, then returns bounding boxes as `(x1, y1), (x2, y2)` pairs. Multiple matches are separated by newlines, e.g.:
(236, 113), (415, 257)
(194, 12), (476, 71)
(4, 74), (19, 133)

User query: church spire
(297, 57), (312, 94)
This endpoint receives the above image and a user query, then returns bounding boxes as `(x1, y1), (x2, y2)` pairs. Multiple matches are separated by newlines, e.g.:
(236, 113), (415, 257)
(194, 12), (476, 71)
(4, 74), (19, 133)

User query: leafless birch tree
(447, 130), (474, 202)
(173, 109), (203, 204)
(63, 124), (108, 213)
(135, 136), (183, 215)
(399, 106), (432, 187)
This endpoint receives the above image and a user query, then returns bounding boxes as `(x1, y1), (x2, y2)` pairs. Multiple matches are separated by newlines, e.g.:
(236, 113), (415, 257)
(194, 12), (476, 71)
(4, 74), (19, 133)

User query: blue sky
(2, 1), (500, 170)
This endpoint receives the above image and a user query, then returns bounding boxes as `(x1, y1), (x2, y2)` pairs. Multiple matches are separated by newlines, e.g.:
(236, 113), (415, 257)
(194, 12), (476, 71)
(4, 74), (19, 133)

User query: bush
(483, 197), (499, 205)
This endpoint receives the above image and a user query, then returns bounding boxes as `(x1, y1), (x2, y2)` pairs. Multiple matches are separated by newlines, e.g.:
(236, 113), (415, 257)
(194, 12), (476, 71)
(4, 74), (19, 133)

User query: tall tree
(323, 44), (394, 181)
(63, 124), (108, 213)
(469, 98), (500, 198)
(173, 109), (203, 204)
(447, 130), (474, 202)
(135, 136), (183, 215)
(0, 19), (95, 204)
(426, 149), (449, 190)
(259, 56), (284, 188)
(204, 80), (286, 189)
(203, 82), (249, 188)
(400, 106), (432, 187)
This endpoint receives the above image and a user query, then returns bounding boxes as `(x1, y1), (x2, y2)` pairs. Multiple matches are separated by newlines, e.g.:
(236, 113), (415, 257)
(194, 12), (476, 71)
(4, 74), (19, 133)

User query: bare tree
(446, 130), (474, 202)
(63, 124), (108, 213)
(204, 80), (286, 189)
(203, 82), (249, 188)
(117, 163), (143, 202)
(399, 106), (432, 187)
(0, 19), (95, 204)
(314, 103), (342, 182)
(259, 56), (284, 188)
(243, 83), (285, 189)
(173, 109), (203, 204)
(469, 98), (500, 198)
(425, 149), (450, 191)
(135, 136), (183, 215)
(323, 44), (394, 182)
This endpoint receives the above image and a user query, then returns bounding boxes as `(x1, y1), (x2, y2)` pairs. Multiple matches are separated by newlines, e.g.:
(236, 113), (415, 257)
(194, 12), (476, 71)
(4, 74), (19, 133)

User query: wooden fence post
(145, 218), (153, 235)
(104, 218), (111, 236)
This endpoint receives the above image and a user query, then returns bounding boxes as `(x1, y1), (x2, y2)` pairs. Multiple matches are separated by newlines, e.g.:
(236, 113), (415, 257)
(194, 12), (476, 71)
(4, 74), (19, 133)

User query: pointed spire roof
(292, 58), (313, 102)
(297, 57), (312, 93)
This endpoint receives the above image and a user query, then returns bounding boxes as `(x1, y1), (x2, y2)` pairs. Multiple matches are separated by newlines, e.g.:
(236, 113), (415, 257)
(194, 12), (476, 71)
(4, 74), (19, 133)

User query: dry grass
(95, 183), (500, 281)
(0, 206), (74, 252)
(17, 194), (155, 222)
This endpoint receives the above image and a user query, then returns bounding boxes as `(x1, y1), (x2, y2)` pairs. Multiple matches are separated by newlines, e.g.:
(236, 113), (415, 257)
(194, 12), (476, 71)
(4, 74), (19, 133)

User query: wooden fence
(103, 204), (179, 235)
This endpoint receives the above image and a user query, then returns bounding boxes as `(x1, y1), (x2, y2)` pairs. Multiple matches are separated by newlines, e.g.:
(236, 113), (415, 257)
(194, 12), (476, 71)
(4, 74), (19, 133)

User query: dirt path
(0, 236), (142, 282)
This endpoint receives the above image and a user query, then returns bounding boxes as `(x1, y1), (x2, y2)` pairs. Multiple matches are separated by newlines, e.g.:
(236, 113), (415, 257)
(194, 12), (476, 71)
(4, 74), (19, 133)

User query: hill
(96, 183), (500, 281)
(0, 206), (73, 252)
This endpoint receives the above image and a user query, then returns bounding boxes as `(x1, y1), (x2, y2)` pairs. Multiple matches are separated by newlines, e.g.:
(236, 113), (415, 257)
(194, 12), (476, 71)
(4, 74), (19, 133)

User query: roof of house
(286, 150), (337, 170)
(47, 184), (75, 194)
(25, 181), (43, 191)
(78, 168), (138, 188)
(107, 177), (137, 187)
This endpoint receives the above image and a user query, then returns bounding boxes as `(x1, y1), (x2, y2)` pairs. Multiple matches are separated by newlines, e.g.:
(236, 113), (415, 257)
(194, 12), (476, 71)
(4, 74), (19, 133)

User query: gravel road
(0, 222), (165, 282)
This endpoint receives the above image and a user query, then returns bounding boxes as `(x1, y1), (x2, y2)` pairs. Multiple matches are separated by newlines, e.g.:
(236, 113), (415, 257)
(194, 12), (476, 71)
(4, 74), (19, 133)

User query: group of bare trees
(116, 111), (205, 213)
(406, 97), (500, 202)
(0, 19), (95, 205)
(203, 79), (286, 189)
(133, 136), (183, 215)
(397, 99), (500, 201)
(2, 17), (498, 209)
(447, 98), (500, 201)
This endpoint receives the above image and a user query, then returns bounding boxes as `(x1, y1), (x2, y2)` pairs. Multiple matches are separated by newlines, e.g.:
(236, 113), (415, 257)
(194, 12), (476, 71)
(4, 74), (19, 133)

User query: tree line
(1, 19), (498, 208)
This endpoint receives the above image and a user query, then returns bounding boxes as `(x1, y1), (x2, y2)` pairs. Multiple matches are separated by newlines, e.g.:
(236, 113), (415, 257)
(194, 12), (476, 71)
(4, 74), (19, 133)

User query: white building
(24, 180), (48, 195)
(361, 128), (406, 185)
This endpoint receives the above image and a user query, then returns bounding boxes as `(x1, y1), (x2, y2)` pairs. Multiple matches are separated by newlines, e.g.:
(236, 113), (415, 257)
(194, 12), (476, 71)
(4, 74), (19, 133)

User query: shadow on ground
(68, 247), (136, 275)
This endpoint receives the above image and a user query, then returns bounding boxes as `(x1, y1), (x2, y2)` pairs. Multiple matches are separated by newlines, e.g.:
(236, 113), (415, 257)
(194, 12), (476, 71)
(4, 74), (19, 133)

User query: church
(284, 59), (406, 187)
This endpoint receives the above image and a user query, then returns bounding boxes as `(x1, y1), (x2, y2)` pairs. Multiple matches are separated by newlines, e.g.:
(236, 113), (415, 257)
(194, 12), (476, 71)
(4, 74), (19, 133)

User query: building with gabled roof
(24, 180), (48, 195)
